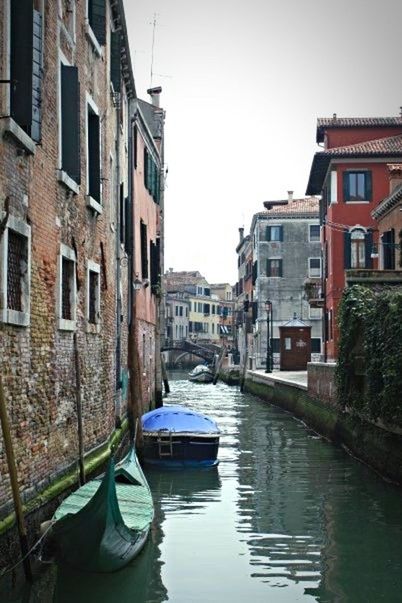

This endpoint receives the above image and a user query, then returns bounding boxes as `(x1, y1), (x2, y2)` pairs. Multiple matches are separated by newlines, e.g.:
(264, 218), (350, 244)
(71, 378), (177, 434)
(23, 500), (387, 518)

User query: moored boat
(141, 405), (220, 468)
(40, 447), (154, 573)
(188, 364), (214, 383)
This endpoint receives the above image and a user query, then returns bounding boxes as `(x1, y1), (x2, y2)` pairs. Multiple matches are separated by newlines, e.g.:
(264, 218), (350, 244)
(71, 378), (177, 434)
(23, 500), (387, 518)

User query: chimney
(332, 113), (337, 121)
(239, 227), (244, 243)
(388, 164), (402, 193)
(287, 190), (294, 203)
(147, 86), (162, 107)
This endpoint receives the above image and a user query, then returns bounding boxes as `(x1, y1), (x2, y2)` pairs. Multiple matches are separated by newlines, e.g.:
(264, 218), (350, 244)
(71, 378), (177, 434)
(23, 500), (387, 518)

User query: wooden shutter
(278, 259), (283, 277)
(266, 259), (271, 276)
(143, 148), (148, 188)
(140, 221), (148, 278)
(119, 184), (125, 245)
(343, 173), (349, 202)
(61, 66), (81, 183)
(252, 261), (258, 284)
(31, 10), (42, 142)
(88, 112), (100, 200)
(124, 197), (131, 254)
(89, 0), (106, 45)
(133, 125), (138, 168)
(344, 231), (351, 268)
(252, 301), (258, 323)
(364, 230), (373, 268)
(365, 171), (372, 201)
(10, 0), (33, 135)
(279, 226), (284, 242)
(150, 239), (160, 294)
(110, 31), (121, 92)
(266, 226), (271, 241)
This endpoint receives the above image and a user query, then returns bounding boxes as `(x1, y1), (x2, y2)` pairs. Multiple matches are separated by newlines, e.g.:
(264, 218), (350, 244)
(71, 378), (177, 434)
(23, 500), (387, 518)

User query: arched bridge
(161, 339), (221, 364)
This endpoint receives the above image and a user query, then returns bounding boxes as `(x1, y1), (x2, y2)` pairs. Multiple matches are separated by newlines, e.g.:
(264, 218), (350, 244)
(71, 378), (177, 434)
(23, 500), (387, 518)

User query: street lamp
(265, 300), (272, 373)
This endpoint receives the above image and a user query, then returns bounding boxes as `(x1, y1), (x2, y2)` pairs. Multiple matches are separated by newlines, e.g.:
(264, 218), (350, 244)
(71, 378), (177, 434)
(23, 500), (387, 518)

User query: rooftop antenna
(150, 13), (158, 88)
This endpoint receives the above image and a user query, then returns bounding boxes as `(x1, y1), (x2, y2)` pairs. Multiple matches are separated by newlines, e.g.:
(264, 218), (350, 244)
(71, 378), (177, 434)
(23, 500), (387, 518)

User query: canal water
(5, 372), (402, 602)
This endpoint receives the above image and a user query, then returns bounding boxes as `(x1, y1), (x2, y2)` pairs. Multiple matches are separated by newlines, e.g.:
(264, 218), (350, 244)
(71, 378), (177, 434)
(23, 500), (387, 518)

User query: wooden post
(161, 354), (170, 395)
(73, 333), (85, 485)
(213, 346), (226, 385)
(0, 375), (32, 581)
(240, 350), (249, 393)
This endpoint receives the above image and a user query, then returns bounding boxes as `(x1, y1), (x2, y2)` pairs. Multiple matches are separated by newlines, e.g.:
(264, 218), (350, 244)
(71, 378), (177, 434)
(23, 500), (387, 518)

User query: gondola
(40, 447), (154, 573)
(141, 406), (220, 468)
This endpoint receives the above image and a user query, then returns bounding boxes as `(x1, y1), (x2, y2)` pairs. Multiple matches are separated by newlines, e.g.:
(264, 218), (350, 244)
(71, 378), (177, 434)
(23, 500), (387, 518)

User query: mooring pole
(0, 375), (32, 581)
(161, 354), (170, 395)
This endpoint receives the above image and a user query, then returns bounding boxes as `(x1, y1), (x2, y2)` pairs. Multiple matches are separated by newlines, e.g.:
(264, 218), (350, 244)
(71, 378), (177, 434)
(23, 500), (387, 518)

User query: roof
(250, 197), (319, 233)
(110, 0), (136, 99)
(316, 116), (402, 143)
(306, 135), (402, 195)
(372, 183), (402, 220)
(280, 316), (310, 328)
(137, 99), (164, 140)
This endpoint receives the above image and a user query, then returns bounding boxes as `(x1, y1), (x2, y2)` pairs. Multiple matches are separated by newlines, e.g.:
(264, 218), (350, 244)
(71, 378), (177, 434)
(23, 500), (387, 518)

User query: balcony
(304, 279), (324, 308)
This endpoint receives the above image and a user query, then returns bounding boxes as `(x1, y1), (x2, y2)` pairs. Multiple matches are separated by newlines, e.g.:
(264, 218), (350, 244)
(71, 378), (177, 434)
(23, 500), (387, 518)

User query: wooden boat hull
(142, 433), (220, 468)
(188, 373), (214, 383)
(41, 449), (153, 573)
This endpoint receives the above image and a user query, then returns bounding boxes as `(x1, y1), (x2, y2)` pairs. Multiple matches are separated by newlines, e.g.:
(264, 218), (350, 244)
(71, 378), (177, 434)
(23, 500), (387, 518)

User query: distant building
(210, 283), (235, 348)
(235, 229), (254, 367)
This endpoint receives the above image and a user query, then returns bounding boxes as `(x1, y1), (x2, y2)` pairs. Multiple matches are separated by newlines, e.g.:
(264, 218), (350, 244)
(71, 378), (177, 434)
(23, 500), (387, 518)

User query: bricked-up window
(87, 0), (106, 45)
(140, 220), (148, 279)
(87, 102), (101, 204)
(10, 0), (43, 141)
(88, 270), (98, 323)
(7, 230), (28, 312)
(61, 257), (74, 320)
(61, 65), (81, 184)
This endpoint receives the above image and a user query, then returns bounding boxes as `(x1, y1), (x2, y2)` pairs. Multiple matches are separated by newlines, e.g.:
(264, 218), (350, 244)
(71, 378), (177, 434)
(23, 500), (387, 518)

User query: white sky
(123, 0), (402, 285)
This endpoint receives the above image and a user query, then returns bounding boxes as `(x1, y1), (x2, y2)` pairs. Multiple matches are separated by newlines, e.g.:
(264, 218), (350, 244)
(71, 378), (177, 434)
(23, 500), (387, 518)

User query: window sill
(85, 22), (102, 57)
(58, 170), (79, 195)
(2, 118), (36, 155)
(86, 322), (100, 334)
(0, 309), (30, 327)
(344, 200), (370, 204)
(86, 195), (102, 215)
(58, 318), (76, 331)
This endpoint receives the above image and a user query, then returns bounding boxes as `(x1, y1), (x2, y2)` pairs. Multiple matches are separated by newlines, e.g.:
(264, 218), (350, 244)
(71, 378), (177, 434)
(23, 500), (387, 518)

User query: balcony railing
(304, 279), (324, 308)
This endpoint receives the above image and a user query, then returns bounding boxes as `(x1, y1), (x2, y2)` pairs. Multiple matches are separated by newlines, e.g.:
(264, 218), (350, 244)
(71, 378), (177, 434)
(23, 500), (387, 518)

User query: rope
(0, 521), (54, 577)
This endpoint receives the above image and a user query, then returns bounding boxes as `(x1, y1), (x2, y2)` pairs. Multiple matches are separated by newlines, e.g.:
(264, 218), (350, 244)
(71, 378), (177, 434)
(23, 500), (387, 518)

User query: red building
(306, 114), (402, 360)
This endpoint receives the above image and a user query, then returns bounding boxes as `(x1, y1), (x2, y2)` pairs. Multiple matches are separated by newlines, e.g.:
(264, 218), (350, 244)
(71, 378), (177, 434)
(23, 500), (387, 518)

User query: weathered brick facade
(0, 0), (135, 552)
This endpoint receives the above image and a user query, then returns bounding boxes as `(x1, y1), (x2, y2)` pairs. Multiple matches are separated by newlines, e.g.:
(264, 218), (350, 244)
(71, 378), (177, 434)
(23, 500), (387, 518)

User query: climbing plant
(336, 285), (402, 426)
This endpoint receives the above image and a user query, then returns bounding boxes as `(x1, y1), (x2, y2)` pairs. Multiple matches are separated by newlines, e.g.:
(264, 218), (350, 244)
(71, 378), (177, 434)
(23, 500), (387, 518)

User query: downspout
(115, 93), (122, 426)
(155, 112), (165, 408)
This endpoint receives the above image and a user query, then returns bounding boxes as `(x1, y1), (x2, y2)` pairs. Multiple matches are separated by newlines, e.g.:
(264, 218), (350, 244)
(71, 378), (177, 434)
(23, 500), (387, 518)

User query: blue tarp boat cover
(141, 406), (220, 434)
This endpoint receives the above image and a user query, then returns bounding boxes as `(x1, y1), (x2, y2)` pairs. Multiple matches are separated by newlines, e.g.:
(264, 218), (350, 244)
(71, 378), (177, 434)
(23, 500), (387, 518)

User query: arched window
(350, 229), (366, 268)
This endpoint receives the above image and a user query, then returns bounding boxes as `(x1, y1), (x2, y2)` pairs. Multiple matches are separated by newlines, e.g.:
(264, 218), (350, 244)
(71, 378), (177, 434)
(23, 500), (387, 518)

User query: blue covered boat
(141, 406), (220, 468)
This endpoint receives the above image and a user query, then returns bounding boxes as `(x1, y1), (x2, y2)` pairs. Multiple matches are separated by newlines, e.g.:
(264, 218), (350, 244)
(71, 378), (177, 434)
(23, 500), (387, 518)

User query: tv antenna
(149, 13), (158, 88)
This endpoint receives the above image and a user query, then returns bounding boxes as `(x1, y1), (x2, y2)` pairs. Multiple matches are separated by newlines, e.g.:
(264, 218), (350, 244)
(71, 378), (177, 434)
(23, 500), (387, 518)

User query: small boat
(188, 364), (214, 383)
(141, 405), (220, 468)
(41, 447), (154, 573)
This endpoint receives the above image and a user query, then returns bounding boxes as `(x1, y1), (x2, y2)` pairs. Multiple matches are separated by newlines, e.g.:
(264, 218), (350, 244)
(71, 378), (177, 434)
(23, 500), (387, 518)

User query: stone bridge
(161, 339), (221, 365)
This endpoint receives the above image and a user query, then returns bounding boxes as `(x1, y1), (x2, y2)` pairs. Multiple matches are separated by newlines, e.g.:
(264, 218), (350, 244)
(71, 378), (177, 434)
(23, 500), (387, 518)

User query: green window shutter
(279, 226), (283, 242)
(278, 259), (283, 277)
(364, 230), (373, 268)
(61, 65), (81, 184)
(143, 148), (148, 188)
(344, 231), (351, 268)
(365, 171), (372, 201)
(31, 10), (42, 142)
(110, 31), (121, 92)
(89, 0), (106, 45)
(266, 259), (271, 276)
(88, 112), (100, 201)
(124, 196), (131, 255)
(266, 226), (271, 241)
(10, 0), (33, 135)
(343, 173), (349, 202)
(133, 126), (138, 168)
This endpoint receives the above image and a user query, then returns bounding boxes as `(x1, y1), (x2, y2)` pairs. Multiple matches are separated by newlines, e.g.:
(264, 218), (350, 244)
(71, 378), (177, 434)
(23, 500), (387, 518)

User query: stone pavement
(248, 369), (308, 390)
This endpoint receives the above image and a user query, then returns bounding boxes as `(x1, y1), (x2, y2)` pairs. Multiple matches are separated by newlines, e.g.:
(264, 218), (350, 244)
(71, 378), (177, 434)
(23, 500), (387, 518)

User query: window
(86, 97), (101, 209)
(186, 307), (188, 317)
(140, 220), (148, 279)
(343, 171), (372, 202)
(58, 244), (77, 330)
(309, 258), (321, 278)
(311, 338), (321, 353)
(382, 229), (396, 270)
(212, 323), (215, 335)
(309, 224), (320, 242)
(285, 337), (291, 350)
(87, 260), (100, 327)
(143, 147), (160, 204)
(309, 307), (322, 320)
(0, 216), (31, 327)
(179, 306), (183, 317)
(198, 302), (202, 312)
(60, 63), (80, 186)
(267, 259), (283, 277)
(203, 303), (210, 315)
(175, 306), (178, 316)
(87, 0), (106, 46)
(110, 30), (121, 92)
(266, 225), (283, 241)
(344, 229), (372, 269)
(9, 0), (43, 142)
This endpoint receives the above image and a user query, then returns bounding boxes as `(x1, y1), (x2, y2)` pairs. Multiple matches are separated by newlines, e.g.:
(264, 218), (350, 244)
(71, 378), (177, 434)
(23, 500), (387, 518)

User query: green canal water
(6, 372), (402, 602)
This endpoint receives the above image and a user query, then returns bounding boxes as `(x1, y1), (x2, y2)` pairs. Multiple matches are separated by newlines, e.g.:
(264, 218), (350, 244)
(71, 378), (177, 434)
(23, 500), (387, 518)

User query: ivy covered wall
(336, 285), (402, 427)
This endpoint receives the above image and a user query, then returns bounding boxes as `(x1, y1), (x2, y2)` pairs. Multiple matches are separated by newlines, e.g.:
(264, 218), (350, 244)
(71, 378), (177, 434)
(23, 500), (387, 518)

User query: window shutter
(343, 173), (349, 202)
(90, 0), (106, 45)
(252, 261), (258, 284)
(365, 171), (372, 201)
(266, 226), (271, 241)
(143, 148), (148, 188)
(279, 226), (283, 242)
(10, 0), (33, 135)
(61, 66), (81, 184)
(365, 230), (373, 269)
(278, 259), (283, 277)
(31, 9), (42, 142)
(133, 126), (138, 168)
(344, 231), (351, 268)
(266, 259), (271, 276)
(88, 112), (100, 200)
(252, 301), (258, 323)
(124, 196), (131, 254)
(110, 31), (121, 92)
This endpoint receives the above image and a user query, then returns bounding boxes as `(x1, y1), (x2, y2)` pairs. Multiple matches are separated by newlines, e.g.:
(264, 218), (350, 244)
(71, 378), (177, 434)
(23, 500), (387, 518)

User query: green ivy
(336, 285), (402, 426)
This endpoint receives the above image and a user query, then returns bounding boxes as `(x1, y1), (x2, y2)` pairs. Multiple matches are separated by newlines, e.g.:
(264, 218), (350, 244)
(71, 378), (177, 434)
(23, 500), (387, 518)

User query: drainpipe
(115, 93), (122, 427)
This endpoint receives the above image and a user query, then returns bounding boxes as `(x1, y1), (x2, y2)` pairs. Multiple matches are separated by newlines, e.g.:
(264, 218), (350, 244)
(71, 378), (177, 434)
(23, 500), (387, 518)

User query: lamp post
(265, 300), (272, 373)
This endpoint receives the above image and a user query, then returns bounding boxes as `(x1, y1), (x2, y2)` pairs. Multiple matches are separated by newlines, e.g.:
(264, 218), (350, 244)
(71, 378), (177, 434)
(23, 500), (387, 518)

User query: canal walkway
(247, 368), (308, 390)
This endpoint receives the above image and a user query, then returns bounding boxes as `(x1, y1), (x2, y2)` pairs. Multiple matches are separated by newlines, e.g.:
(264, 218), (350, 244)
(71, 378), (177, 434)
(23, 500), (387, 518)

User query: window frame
(267, 258), (283, 277)
(343, 170), (372, 203)
(309, 224), (320, 242)
(85, 92), (102, 213)
(308, 257), (321, 278)
(58, 243), (77, 331)
(0, 215), (31, 327)
(86, 259), (100, 332)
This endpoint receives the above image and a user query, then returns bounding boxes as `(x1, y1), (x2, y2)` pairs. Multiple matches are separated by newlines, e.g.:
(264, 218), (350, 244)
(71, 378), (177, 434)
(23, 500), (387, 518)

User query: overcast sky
(123, 0), (402, 285)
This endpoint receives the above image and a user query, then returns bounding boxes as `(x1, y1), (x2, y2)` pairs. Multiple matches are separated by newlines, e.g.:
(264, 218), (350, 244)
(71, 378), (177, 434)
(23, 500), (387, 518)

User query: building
(306, 113), (402, 360)
(165, 292), (190, 342)
(245, 193), (322, 369)
(210, 283), (235, 348)
(235, 228), (254, 367)
(372, 163), (402, 269)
